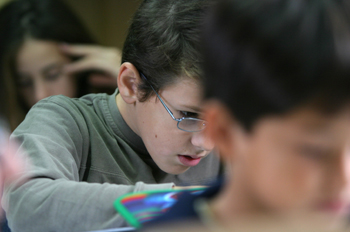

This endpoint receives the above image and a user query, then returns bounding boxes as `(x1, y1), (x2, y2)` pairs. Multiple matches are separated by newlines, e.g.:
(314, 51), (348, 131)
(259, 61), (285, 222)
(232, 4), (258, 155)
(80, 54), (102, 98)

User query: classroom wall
(0, 0), (141, 49)
(0, 0), (10, 8)
(62, 0), (141, 49)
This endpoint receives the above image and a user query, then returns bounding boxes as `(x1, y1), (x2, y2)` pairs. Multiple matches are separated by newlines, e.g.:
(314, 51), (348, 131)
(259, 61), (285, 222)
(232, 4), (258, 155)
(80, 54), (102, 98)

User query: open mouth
(178, 155), (202, 167)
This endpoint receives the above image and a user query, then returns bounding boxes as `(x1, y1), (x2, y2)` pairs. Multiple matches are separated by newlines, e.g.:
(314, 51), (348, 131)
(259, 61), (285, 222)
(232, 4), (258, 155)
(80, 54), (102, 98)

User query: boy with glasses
(3, 0), (222, 231)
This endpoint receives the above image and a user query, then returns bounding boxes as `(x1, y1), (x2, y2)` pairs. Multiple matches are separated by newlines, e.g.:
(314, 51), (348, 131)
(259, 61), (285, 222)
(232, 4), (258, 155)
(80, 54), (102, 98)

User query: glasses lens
(178, 118), (206, 132)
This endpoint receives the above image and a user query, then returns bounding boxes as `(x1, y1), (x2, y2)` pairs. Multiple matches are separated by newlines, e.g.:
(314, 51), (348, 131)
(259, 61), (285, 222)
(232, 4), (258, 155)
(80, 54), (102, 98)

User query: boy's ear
(203, 100), (242, 162)
(117, 62), (141, 104)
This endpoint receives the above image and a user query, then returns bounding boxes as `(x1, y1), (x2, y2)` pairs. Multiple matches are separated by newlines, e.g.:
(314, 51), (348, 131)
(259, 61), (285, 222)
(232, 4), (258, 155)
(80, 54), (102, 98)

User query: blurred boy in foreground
(145, 0), (350, 230)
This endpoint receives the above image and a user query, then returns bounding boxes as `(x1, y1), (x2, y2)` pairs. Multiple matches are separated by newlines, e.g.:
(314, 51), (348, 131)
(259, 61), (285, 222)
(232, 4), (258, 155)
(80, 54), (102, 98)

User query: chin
(164, 166), (190, 175)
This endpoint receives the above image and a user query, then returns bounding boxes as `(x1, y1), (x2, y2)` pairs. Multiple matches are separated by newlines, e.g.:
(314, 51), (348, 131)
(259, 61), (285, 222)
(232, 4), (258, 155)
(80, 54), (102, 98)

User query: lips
(178, 154), (203, 167)
(317, 201), (350, 214)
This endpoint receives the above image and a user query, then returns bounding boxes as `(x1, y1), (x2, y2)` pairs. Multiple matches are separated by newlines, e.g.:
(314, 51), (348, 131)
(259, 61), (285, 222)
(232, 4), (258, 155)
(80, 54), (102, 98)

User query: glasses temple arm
(140, 73), (180, 122)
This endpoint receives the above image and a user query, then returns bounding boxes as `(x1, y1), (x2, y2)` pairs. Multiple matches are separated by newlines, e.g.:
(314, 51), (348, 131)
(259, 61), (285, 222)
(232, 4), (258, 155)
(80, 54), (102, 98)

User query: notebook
(114, 188), (205, 228)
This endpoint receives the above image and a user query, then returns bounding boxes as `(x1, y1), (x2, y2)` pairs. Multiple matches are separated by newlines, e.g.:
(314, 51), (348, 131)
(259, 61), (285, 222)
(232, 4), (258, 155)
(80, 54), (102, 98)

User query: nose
(191, 130), (215, 152)
(34, 80), (50, 103)
(327, 149), (350, 197)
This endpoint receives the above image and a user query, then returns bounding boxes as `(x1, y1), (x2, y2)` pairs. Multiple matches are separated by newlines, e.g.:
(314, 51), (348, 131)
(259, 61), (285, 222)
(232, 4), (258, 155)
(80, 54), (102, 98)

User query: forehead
(159, 77), (204, 108)
(17, 39), (68, 70)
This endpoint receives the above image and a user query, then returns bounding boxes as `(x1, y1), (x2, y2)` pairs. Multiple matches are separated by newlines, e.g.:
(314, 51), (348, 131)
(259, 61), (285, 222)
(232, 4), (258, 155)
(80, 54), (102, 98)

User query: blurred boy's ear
(117, 62), (141, 104)
(203, 100), (245, 163)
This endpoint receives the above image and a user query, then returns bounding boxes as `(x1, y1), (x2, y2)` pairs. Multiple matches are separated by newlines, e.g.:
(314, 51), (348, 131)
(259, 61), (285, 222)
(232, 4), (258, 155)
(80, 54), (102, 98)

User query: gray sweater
(3, 91), (222, 232)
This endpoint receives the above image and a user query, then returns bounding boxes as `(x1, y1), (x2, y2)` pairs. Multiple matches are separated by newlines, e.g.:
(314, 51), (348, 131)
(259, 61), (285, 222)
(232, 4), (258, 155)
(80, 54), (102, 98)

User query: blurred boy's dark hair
(203, 0), (350, 130)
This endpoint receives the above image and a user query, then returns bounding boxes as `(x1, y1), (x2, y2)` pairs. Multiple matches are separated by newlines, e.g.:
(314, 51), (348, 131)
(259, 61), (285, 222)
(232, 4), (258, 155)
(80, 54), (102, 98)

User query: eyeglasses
(140, 72), (207, 133)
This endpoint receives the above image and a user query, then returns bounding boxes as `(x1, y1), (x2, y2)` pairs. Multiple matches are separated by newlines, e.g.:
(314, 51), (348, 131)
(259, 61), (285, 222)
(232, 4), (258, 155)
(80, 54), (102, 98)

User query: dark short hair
(122, 0), (215, 101)
(203, 0), (350, 130)
(0, 0), (95, 130)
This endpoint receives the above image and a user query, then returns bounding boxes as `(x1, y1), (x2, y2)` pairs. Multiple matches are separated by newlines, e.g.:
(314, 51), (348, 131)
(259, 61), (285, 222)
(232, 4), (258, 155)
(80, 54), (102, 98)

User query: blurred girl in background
(0, 0), (121, 131)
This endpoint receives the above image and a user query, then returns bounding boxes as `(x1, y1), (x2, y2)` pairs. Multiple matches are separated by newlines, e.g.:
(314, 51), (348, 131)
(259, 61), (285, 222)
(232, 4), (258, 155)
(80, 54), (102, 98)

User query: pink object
(0, 128), (25, 218)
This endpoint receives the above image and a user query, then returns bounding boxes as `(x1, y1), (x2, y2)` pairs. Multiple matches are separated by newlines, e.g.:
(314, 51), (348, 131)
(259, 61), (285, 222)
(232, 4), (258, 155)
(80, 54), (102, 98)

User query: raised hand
(60, 44), (122, 88)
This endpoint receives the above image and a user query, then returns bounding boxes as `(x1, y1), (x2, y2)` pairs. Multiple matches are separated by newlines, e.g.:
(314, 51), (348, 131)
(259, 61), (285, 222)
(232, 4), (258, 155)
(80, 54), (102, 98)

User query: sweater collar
(108, 89), (149, 156)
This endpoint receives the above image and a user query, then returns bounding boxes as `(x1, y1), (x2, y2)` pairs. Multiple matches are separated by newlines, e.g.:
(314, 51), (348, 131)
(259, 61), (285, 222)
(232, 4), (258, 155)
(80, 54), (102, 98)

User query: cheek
(50, 75), (77, 97)
(139, 114), (189, 157)
(246, 140), (322, 210)
(144, 122), (187, 155)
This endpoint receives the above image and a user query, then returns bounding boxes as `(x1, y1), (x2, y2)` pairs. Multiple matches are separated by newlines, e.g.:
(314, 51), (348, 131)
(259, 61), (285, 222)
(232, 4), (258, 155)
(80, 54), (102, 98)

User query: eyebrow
(179, 105), (202, 112)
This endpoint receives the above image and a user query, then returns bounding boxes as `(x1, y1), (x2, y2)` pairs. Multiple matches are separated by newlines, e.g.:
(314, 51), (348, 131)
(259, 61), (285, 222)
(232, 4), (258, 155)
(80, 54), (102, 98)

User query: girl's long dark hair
(0, 0), (96, 130)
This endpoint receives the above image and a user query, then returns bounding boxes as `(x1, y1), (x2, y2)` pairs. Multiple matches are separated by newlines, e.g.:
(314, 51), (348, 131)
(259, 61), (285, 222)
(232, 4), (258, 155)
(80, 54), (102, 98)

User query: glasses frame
(140, 72), (206, 133)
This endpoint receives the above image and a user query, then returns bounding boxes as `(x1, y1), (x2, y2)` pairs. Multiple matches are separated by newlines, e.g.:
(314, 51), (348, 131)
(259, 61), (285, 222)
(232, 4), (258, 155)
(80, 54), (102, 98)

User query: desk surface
(89, 227), (135, 232)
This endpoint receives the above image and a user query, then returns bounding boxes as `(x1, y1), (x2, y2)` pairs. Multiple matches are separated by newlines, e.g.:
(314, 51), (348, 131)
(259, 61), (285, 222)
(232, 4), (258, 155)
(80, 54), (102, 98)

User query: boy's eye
(298, 145), (329, 161)
(179, 111), (199, 118)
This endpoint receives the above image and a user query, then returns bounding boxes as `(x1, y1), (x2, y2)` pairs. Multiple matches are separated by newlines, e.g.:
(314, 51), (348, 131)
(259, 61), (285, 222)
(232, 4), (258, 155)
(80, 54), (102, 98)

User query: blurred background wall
(0, 0), (141, 49)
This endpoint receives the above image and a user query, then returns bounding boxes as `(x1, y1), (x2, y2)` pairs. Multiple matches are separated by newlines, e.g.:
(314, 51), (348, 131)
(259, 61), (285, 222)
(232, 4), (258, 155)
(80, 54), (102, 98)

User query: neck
(116, 94), (140, 135)
(208, 174), (265, 227)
